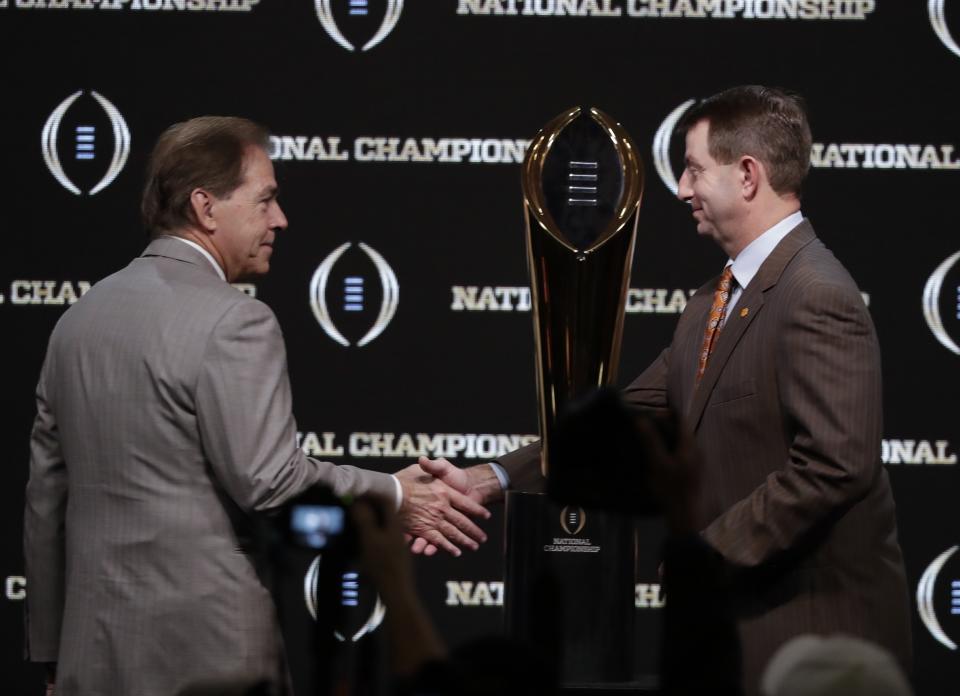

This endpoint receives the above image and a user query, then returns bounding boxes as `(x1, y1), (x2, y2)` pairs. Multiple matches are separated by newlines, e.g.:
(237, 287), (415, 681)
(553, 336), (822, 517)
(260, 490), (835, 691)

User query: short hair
(141, 116), (269, 237)
(680, 85), (812, 196)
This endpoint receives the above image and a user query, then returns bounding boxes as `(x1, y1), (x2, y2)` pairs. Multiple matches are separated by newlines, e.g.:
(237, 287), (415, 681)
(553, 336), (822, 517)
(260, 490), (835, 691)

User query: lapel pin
(740, 308), (749, 318)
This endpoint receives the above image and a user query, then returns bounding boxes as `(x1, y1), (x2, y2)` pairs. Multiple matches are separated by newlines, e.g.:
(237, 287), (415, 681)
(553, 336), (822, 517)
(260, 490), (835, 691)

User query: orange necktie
(696, 266), (734, 385)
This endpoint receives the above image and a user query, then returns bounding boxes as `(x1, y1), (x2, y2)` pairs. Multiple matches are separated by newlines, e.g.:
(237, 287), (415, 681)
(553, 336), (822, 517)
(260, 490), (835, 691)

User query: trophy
(504, 106), (644, 687)
(522, 106), (643, 476)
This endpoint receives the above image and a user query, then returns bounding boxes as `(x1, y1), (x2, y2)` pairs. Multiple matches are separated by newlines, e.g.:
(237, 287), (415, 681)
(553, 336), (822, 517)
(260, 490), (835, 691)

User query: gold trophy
(504, 107), (644, 686)
(522, 106), (643, 476)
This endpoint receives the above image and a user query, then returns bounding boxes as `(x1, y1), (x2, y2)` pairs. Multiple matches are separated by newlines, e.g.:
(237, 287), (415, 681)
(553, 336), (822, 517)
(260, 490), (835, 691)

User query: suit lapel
(685, 220), (817, 430)
(686, 285), (765, 428)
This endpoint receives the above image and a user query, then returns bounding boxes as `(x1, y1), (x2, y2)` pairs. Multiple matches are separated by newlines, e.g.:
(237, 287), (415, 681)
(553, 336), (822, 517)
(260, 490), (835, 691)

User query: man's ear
(189, 188), (217, 232)
(739, 156), (762, 201)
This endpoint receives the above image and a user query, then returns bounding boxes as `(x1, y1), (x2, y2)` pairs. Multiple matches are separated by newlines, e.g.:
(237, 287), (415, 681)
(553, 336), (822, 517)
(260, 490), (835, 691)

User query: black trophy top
(540, 113), (625, 252)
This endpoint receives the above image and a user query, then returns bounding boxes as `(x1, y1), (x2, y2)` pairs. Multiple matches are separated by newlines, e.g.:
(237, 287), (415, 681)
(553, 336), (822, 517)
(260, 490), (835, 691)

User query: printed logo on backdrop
(636, 583), (664, 608)
(315, 0), (403, 51)
(304, 557), (385, 641)
(9, 1), (260, 11)
(0, 280), (90, 306)
(269, 134), (529, 164)
(652, 99), (695, 196)
(310, 242), (398, 348)
(923, 250), (960, 355)
(42, 90), (130, 196)
(882, 439), (956, 465)
(917, 546), (960, 650)
(653, 99), (960, 196)
(5, 577), (26, 601)
(443, 580), (664, 608)
(298, 430), (539, 459)
(811, 143), (960, 170)
(456, 0), (875, 20)
(930, 0), (960, 59)
(452, 285), (697, 313)
(446, 581), (505, 606)
(0, 280), (252, 306)
(2, 0), (876, 19)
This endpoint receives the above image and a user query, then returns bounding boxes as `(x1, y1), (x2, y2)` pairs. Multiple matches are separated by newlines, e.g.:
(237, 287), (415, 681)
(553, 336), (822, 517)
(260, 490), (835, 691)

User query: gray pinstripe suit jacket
(500, 221), (911, 694)
(24, 237), (395, 695)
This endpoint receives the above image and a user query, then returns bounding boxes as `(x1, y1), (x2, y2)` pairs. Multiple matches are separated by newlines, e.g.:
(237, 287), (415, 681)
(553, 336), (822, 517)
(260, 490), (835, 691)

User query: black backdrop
(2, 2), (959, 694)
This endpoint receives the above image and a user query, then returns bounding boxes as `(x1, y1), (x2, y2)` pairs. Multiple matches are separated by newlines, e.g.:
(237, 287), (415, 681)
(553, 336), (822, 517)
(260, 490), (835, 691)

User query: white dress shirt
(165, 235), (226, 281)
(722, 210), (803, 326)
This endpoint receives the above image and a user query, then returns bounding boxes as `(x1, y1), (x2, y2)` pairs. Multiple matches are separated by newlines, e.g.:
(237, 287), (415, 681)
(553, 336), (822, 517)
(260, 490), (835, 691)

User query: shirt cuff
(488, 462), (510, 490)
(390, 474), (403, 511)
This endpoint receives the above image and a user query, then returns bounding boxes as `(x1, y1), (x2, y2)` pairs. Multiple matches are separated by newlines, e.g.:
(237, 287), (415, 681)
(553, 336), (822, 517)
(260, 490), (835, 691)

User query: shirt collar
(727, 210), (804, 290)
(163, 235), (226, 282)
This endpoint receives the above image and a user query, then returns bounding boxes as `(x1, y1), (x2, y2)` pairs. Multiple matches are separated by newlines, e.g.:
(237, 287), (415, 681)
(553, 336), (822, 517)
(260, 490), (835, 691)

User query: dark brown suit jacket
(499, 221), (911, 694)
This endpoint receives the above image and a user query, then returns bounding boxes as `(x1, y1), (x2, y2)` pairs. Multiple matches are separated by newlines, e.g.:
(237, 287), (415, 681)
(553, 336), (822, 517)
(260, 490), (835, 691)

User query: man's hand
(395, 457), (491, 557)
(352, 499), (414, 590)
(409, 457), (503, 556)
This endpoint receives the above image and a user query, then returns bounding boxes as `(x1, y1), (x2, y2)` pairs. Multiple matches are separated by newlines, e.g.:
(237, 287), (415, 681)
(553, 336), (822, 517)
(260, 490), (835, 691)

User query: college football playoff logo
(922, 249), (960, 356)
(315, 0), (403, 52)
(652, 99), (695, 196)
(304, 556), (386, 641)
(560, 506), (586, 536)
(310, 242), (399, 347)
(917, 545), (959, 650)
(930, 0), (960, 59)
(41, 90), (131, 196)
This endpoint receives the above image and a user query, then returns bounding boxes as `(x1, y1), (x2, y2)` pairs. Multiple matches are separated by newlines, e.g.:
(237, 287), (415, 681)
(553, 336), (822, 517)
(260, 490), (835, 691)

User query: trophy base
(503, 490), (637, 687)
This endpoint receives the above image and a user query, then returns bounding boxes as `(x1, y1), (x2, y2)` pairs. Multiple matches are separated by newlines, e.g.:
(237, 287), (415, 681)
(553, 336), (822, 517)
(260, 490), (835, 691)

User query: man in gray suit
(24, 116), (489, 695)
(418, 86), (912, 694)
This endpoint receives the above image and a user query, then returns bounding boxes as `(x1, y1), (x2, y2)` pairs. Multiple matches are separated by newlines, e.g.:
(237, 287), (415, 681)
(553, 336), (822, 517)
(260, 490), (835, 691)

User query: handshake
(391, 388), (696, 557)
(392, 388), (694, 557)
(394, 456), (504, 557)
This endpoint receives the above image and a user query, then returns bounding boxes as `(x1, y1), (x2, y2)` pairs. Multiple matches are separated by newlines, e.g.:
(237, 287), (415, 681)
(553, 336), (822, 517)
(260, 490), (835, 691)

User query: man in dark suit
(24, 116), (489, 696)
(417, 86), (912, 694)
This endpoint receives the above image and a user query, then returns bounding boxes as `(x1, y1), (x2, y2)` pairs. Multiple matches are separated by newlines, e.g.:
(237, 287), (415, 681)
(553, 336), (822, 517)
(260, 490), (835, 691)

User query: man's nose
(272, 202), (288, 231)
(676, 170), (693, 202)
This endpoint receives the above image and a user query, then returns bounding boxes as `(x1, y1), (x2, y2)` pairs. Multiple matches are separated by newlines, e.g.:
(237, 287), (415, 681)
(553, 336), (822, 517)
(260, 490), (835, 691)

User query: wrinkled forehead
(240, 145), (277, 185)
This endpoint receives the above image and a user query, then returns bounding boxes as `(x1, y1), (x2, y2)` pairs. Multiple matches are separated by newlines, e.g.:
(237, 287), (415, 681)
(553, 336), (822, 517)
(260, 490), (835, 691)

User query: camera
(278, 487), (356, 558)
(290, 504), (346, 550)
(267, 487), (379, 695)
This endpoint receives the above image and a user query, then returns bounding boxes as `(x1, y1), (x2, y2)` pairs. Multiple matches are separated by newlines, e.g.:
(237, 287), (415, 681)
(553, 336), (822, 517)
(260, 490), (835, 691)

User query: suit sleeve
(24, 356), (67, 663)
(196, 300), (395, 511)
(701, 281), (883, 567)
(622, 347), (671, 412)
(494, 440), (544, 493)
(496, 347), (673, 490)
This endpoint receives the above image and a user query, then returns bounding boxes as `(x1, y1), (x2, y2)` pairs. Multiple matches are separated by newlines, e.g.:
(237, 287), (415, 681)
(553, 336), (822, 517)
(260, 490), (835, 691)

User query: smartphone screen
(290, 504), (345, 550)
